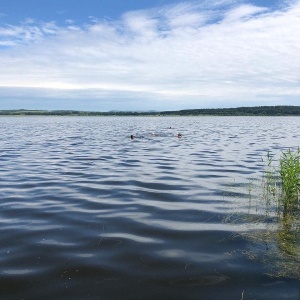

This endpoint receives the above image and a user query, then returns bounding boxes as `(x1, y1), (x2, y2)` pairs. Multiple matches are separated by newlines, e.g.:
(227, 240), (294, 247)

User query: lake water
(0, 116), (299, 299)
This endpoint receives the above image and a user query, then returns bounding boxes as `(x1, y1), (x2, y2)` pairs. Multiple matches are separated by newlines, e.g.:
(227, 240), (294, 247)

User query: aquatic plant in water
(226, 148), (300, 279)
(279, 148), (300, 211)
(262, 148), (300, 213)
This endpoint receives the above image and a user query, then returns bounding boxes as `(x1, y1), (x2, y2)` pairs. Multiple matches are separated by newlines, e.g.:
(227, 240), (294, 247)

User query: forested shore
(1, 106), (300, 116)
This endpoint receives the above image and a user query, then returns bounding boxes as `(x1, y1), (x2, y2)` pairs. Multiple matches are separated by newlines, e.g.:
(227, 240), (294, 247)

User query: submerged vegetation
(263, 148), (300, 213)
(258, 148), (300, 278)
(279, 149), (300, 210)
(227, 148), (300, 279)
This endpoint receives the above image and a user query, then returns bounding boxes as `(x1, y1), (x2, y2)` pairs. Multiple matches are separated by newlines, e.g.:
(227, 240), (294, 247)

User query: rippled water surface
(0, 116), (300, 299)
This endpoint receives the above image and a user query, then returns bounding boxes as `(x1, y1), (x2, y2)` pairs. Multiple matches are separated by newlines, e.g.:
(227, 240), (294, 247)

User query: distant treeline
(167, 106), (300, 116)
(1, 106), (300, 116)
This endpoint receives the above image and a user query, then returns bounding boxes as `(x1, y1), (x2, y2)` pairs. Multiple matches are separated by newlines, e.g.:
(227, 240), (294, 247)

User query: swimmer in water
(130, 134), (135, 139)
(177, 133), (182, 138)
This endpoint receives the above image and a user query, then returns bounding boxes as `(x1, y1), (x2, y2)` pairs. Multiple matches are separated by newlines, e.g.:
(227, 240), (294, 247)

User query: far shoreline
(1, 106), (300, 116)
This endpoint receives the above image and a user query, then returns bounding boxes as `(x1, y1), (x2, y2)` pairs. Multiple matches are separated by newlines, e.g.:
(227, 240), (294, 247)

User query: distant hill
(1, 106), (300, 116)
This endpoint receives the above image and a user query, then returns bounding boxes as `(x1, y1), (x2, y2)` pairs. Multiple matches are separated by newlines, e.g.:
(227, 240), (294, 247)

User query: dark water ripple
(0, 116), (300, 299)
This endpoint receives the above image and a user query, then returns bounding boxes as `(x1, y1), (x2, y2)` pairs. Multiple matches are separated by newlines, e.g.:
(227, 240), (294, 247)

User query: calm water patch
(0, 116), (299, 299)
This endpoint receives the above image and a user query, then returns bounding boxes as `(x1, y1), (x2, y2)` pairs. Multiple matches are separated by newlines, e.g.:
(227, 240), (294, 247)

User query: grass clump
(262, 148), (300, 213)
(252, 148), (300, 279)
(279, 148), (300, 210)
(225, 147), (300, 279)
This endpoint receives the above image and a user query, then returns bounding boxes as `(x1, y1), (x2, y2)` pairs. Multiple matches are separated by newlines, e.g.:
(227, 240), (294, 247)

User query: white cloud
(123, 11), (158, 35)
(223, 4), (268, 22)
(0, 0), (299, 110)
(41, 22), (59, 34)
(0, 23), (49, 45)
(66, 19), (75, 25)
(159, 3), (209, 28)
(0, 40), (14, 46)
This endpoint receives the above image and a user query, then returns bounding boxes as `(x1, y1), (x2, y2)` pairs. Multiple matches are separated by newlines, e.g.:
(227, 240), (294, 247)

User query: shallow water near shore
(0, 116), (300, 299)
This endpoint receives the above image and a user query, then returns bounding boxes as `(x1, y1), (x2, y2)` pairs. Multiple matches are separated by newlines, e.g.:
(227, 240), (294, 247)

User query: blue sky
(0, 0), (299, 111)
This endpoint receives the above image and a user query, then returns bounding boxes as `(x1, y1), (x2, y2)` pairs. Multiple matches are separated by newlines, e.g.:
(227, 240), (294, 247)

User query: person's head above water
(130, 134), (135, 139)
(177, 133), (182, 138)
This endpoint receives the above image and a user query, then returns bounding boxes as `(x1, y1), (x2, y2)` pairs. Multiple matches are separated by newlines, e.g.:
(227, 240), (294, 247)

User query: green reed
(279, 148), (300, 210)
(224, 148), (300, 279)
(262, 148), (300, 213)
(252, 148), (300, 278)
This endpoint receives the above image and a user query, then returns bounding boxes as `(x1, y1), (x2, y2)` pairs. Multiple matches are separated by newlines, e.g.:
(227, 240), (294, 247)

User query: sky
(0, 0), (299, 111)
